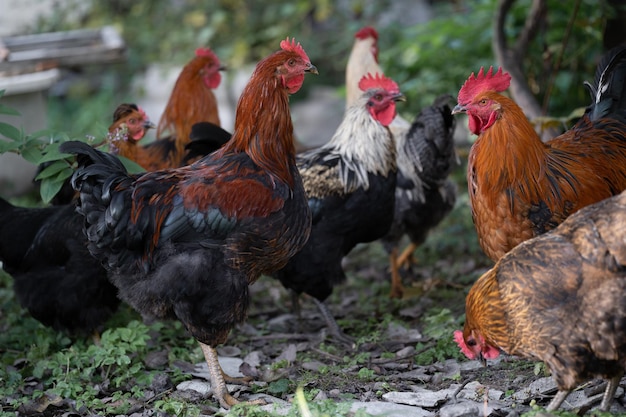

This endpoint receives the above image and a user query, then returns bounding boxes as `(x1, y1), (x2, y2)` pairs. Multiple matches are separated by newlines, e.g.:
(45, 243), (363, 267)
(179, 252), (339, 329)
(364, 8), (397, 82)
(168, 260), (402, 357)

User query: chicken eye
(479, 99), (488, 106)
(288, 59), (296, 67)
(374, 94), (383, 101)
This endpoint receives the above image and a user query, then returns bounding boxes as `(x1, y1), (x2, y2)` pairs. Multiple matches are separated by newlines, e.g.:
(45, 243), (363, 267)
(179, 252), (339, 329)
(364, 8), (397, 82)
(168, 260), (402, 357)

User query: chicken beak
(478, 352), (487, 367)
(144, 120), (156, 130)
(393, 92), (407, 102)
(219, 65), (227, 71)
(451, 104), (466, 115)
(306, 64), (319, 75)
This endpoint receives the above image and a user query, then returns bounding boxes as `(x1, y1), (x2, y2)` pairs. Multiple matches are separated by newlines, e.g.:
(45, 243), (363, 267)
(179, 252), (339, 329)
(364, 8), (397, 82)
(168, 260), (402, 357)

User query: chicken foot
(310, 297), (355, 347)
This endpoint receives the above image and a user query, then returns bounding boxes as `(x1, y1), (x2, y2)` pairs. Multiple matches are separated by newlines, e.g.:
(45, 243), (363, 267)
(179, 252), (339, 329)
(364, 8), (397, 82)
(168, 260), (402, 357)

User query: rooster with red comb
(452, 46), (626, 262)
(60, 38), (316, 409)
(270, 72), (404, 343)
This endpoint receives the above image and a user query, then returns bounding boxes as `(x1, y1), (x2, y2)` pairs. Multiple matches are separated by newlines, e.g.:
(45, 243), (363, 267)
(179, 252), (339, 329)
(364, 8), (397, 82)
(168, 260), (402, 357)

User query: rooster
(0, 197), (118, 336)
(141, 47), (225, 170)
(454, 189), (626, 412)
(60, 38), (316, 409)
(452, 46), (626, 262)
(346, 26), (458, 298)
(271, 73), (403, 342)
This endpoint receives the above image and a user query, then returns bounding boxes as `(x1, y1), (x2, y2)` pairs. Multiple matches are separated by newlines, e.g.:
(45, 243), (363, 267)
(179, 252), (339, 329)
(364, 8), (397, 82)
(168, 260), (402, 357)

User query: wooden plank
(0, 26), (126, 73)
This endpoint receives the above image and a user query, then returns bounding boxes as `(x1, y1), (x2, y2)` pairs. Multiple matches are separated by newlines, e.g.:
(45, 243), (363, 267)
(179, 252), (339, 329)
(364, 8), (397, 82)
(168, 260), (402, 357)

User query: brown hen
(455, 190), (626, 412)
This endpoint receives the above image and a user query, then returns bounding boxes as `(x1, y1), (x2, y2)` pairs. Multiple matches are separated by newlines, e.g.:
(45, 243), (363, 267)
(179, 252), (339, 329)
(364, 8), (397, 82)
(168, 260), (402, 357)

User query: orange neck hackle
(217, 39), (315, 188)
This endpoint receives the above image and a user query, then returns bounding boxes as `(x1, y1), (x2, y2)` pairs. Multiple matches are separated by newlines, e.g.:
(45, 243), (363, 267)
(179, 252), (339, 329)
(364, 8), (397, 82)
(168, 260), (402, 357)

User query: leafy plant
(415, 308), (466, 365)
(0, 90), (145, 203)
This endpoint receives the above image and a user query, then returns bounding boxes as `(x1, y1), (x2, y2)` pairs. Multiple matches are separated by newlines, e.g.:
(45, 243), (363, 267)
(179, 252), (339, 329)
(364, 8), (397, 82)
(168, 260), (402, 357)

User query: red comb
(457, 66), (511, 104)
(195, 47), (219, 62)
(358, 73), (399, 93)
(280, 37), (310, 62)
(355, 26), (378, 40)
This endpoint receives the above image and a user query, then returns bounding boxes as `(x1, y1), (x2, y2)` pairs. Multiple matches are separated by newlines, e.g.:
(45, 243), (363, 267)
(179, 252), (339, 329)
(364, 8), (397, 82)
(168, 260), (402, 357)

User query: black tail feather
(585, 45), (626, 120)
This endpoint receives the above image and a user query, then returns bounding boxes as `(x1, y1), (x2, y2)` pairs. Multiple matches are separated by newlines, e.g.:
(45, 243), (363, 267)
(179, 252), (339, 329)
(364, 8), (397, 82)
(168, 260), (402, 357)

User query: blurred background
(0, 0), (621, 197)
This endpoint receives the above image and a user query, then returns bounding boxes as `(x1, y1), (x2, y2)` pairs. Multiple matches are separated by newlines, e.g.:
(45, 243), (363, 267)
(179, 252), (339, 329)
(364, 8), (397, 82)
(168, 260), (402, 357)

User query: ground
(1, 162), (625, 417)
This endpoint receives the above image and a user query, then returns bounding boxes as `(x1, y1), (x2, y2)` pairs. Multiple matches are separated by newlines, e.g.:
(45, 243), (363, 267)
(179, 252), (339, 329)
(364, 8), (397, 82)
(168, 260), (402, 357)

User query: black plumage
(381, 94), (458, 298)
(0, 197), (119, 335)
(271, 74), (403, 341)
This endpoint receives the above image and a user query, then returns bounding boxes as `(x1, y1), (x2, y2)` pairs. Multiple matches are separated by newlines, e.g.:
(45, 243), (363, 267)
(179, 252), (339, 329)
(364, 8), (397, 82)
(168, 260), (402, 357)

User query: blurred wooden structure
(0, 26), (125, 197)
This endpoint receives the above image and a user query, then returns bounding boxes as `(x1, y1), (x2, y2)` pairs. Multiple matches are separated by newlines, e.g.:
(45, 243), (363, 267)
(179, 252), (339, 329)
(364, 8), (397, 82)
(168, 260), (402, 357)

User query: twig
(310, 347), (344, 362)
(451, 378), (473, 403)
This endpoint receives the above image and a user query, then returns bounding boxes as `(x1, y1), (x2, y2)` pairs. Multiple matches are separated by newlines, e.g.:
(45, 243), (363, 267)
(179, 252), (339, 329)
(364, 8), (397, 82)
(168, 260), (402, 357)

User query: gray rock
(190, 357), (244, 380)
(351, 400), (434, 417)
(439, 400), (480, 417)
(383, 388), (449, 407)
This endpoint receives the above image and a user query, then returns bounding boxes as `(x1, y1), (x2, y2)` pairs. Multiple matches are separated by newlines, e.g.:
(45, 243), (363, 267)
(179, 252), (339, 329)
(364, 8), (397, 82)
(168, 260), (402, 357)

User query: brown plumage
(453, 46), (626, 261)
(346, 26), (458, 298)
(60, 38), (315, 409)
(128, 48), (224, 171)
(107, 103), (155, 162)
(455, 189), (626, 412)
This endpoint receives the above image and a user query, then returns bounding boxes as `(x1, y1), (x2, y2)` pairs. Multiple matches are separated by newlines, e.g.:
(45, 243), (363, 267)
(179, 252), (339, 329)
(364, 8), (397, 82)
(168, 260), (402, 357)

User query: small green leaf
(20, 146), (44, 164)
(35, 160), (70, 180)
(0, 139), (20, 153)
(267, 378), (291, 395)
(0, 122), (22, 141)
(0, 103), (21, 116)
(39, 176), (68, 204)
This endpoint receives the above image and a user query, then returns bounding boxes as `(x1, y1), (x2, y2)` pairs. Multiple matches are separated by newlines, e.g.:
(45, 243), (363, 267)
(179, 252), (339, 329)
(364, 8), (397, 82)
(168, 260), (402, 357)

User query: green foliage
(382, 0), (606, 123)
(0, 91), (145, 203)
(415, 308), (466, 366)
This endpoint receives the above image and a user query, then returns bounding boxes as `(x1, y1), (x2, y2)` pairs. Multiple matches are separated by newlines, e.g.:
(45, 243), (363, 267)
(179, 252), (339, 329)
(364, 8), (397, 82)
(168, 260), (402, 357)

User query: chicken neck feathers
(468, 45), (626, 261)
(298, 93), (397, 199)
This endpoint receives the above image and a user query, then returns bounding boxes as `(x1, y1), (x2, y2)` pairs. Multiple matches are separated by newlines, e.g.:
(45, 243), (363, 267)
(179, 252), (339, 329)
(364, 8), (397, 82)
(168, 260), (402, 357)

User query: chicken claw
(199, 342), (263, 409)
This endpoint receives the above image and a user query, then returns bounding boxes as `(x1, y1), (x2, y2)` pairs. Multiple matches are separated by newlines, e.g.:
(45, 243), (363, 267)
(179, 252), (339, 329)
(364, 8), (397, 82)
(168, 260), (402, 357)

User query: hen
(107, 102), (156, 160)
(346, 26), (458, 298)
(453, 46), (626, 261)
(271, 73), (402, 341)
(40, 102), (154, 205)
(454, 189), (626, 412)
(60, 38), (316, 409)
(0, 197), (118, 336)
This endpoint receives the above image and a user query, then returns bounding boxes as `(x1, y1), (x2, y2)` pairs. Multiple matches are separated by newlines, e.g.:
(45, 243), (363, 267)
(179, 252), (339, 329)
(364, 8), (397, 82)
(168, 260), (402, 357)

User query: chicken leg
(310, 297), (355, 347)
(395, 242), (417, 270)
(388, 248), (406, 299)
(199, 342), (239, 409)
(545, 389), (570, 411)
(599, 373), (623, 411)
